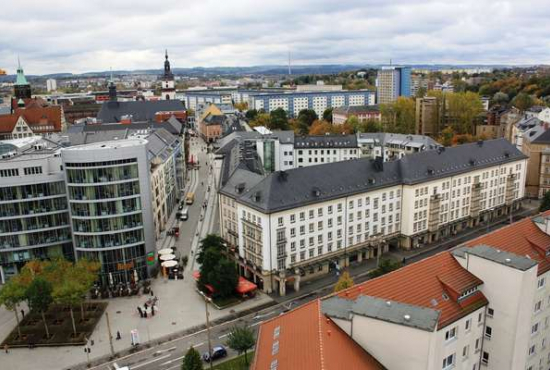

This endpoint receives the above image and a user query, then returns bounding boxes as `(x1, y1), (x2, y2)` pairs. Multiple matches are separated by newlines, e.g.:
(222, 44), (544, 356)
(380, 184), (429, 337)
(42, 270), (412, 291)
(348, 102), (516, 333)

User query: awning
(235, 277), (257, 294)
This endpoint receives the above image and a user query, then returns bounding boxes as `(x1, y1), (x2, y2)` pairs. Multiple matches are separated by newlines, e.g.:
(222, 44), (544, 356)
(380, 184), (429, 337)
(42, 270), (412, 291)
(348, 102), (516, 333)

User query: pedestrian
(116, 331), (121, 340)
(151, 306), (155, 316)
(20, 309), (24, 318)
(144, 303), (148, 310)
(402, 257), (406, 265)
(137, 306), (143, 317)
(4, 344), (8, 354)
(150, 289), (154, 297)
(144, 310), (148, 318)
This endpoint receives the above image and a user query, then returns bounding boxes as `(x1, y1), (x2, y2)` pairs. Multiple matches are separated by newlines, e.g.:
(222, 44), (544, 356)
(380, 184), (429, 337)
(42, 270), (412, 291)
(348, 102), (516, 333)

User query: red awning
(193, 271), (256, 294)
(236, 277), (257, 294)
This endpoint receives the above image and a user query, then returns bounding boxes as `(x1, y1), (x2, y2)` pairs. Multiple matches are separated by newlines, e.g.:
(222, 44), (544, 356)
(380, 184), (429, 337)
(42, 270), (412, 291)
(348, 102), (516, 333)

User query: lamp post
(198, 290), (214, 370)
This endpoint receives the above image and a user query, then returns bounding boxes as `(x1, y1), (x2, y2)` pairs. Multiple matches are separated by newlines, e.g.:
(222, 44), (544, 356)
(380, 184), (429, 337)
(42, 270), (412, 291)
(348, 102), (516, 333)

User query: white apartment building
(253, 212), (550, 370)
(294, 135), (360, 167)
(0, 136), (72, 284)
(357, 132), (440, 162)
(218, 139), (526, 296)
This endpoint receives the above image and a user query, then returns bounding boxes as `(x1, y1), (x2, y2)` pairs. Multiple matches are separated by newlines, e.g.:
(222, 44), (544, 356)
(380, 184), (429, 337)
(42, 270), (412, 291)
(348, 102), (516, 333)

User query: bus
(185, 192), (195, 205)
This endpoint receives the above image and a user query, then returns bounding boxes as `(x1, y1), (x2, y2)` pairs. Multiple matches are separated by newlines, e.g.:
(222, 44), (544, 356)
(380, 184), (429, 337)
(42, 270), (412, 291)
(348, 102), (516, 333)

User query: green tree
(26, 277), (53, 338)
(53, 278), (85, 335)
(73, 259), (100, 320)
(492, 92), (509, 106)
(360, 119), (382, 133)
(446, 92), (483, 134)
(439, 127), (455, 147)
(322, 108), (333, 123)
(297, 109), (318, 134)
(368, 258), (402, 279)
(540, 192), (550, 212)
(512, 93), (535, 111)
(0, 277), (27, 338)
(250, 113), (271, 128)
(345, 115), (360, 132)
(208, 259), (238, 299)
(182, 346), (203, 370)
(333, 271), (354, 292)
(226, 326), (256, 366)
(380, 97), (416, 134)
(269, 108), (289, 130)
(245, 109), (258, 121)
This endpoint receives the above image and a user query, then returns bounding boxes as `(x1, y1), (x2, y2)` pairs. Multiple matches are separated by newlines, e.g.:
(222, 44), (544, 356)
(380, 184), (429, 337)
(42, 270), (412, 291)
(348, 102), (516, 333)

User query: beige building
(218, 139), (526, 296)
(415, 96), (440, 136)
(518, 126), (550, 198)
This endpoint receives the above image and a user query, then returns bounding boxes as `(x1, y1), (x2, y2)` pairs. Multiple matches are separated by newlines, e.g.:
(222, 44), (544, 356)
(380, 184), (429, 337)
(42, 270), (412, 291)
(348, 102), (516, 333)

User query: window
(300, 226), (305, 235)
(481, 352), (489, 365)
(532, 322), (539, 335)
(328, 205), (333, 214)
(290, 228), (296, 237)
(478, 312), (483, 325)
(445, 327), (457, 341)
(484, 326), (492, 339)
(475, 338), (481, 352)
(535, 300), (542, 313)
(529, 344), (536, 356)
(300, 212), (305, 221)
(487, 308), (494, 317)
(278, 217), (283, 226)
(318, 208), (323, 217)
(290, 214), (296, 223)
(309, 210), (314, 219)
(442, 353), (455, 369)
(539, 277), (546, 289)
(465, 319), (471, 332)
(462, 345), (469, 359)
(24, 166), (42, 175)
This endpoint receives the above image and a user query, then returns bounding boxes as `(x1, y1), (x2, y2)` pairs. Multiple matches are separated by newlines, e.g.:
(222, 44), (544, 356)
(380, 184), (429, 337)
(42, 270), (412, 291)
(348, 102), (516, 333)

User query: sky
(1, 0), (550, 75)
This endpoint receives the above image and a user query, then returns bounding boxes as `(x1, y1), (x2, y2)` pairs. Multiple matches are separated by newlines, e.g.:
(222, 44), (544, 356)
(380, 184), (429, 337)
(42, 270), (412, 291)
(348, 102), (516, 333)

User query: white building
(357, 132), (440, 162)
(294, 135), (360, 167)
(0, 136), (73, 283)
(253, 210), (550, 370)
(46, 78), (57, 92)
(218, 139), (526, 295)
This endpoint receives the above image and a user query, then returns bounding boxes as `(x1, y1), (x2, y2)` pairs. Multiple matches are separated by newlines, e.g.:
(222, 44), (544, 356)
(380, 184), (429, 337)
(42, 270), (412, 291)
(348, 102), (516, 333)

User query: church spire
(108, 67), (117, 102)
(14, 57), (31, 100)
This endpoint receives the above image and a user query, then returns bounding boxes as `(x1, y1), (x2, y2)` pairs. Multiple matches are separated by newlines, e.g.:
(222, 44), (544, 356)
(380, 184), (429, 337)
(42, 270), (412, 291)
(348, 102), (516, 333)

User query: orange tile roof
(464, 210), (550, 275)
(335, 251), (488, 329)
(251, 300), (386, 370)
(0, 106), (62, 134)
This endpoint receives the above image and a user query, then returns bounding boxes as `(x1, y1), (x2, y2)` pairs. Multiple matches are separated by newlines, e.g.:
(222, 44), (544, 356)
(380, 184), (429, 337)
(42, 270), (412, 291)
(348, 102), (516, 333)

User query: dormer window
(459, 286), (479, 300)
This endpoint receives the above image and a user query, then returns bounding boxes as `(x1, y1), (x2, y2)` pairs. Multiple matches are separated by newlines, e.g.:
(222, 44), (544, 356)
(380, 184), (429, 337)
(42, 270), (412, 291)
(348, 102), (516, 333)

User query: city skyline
(2, 0), (550, 75)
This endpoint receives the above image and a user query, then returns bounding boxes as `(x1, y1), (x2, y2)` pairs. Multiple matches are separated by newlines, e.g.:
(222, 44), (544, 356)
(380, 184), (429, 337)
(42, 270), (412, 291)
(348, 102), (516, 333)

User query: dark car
(178, 203), (185, 211)
(203, 345), (227, 362)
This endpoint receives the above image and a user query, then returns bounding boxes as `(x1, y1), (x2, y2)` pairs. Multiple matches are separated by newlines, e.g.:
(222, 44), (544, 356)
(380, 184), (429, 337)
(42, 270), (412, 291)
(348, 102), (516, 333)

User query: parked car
(180, 208), (189, 221)
(203, 345), (227, 362)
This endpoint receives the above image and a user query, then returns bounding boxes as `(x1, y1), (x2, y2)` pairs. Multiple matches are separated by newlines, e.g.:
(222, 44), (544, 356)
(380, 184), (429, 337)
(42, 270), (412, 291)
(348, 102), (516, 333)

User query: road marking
(155, 346), (177, 354)
(250, 321), (263, 327)
(159, 355), (185, 366)
(130, 354), (171, 369)
(194, 341), (205, 347)
(218, 333), (230, 339)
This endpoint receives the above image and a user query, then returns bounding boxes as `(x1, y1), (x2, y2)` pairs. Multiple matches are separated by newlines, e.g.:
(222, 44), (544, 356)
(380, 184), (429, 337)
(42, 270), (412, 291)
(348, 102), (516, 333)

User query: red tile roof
(335, 251), (488, 329)
(251, 300), (385, 370)
(464, 210), (550, 275)
(0, 106), (62, 134)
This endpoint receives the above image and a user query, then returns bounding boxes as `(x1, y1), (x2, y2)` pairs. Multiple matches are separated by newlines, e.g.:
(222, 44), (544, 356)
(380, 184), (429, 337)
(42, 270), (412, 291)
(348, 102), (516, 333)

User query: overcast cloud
(2, 0), (550, 75)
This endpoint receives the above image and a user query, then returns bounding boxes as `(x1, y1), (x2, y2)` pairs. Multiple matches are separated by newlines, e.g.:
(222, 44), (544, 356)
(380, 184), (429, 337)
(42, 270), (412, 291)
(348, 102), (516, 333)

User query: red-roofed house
(253, 212), (550, 370)
(0, 105), (64, 140)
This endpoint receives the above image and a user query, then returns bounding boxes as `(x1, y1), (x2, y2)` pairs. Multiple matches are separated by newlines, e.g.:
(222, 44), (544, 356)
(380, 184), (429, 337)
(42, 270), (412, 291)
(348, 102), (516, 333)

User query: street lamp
(198, 290), (214, 370)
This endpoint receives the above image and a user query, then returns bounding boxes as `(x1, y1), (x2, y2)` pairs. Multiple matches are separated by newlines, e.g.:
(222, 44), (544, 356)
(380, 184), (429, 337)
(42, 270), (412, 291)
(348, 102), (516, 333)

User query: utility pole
(105, 312), (115, 358)
(200, 291), (214, 370)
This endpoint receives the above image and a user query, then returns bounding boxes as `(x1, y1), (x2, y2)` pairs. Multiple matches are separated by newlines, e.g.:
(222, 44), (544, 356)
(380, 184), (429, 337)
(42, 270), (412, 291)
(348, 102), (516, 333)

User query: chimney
(545, 122), (549, 131)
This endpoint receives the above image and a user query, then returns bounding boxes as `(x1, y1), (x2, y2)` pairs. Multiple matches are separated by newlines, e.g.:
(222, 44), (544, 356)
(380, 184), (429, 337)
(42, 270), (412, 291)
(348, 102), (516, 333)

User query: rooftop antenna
(17, 56), (21, 69)
(389, 59), (392, 66)
(288, 49), (292, 76)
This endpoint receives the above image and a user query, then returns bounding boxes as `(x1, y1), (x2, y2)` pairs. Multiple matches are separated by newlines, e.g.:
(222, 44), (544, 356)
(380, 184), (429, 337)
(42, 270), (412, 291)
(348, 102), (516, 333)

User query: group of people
(136, 296), (159, 319)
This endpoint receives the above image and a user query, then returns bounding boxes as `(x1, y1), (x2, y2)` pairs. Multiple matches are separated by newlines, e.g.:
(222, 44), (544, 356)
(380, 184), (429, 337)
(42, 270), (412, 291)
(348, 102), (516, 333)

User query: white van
(180, 208), (189, 221)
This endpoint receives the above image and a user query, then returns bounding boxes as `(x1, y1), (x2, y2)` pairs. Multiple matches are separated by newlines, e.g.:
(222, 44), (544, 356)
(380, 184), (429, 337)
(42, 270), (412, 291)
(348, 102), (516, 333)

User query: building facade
(376, 66), (411, 104)
(332, 105), (381, 125)
(253, 211), (550, 370)
(0, 137), (73, 283)
(219, 139), (526, 295)
(357, 133), (440, 162)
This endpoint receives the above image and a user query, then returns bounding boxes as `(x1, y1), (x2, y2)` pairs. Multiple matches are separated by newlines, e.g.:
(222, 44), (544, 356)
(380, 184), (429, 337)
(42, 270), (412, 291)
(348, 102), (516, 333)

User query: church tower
(14, 58), (31, 100)
(108, 69), (117, 102)
(161, 50), (176, 100)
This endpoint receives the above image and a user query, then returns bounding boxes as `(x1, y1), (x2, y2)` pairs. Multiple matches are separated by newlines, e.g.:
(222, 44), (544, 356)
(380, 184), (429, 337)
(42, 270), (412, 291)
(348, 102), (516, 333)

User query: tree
(368, 258), (402, 279)
(360, 119), (382, 133)
(0, 277), (26, 338)
(250, 113), (271, 128)
(512, 93), (535, 111)
(26, 277), (53, 338)
(234, 102), (248, 112)
(245, 109), (258, 121)
(269, 108), (289, 130)
(445, 92), (484, 134)
(333, 271), (354, 292)
(439, 127), (455, 147)
(345, 115), (360, 133)
(322, 108), (333, 123)
(309, 120), (333, 135)
(540, 192), (550, 212)
(182, 346), (203, 370)
(73, 259), (100, 320)
(296, 109), (318, 135)
(53, 279), (85, 335)
(226, 326), (256, 366)
(492, 92), (509, 106)
(208, 259), (238, 299)
(380, 97), (416, 134)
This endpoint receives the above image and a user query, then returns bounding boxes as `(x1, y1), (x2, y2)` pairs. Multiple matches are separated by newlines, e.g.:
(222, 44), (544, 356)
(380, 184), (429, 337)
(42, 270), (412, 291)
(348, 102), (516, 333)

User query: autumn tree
(512, 93), (535, 111)
(0, 277), (26, 338)
(309, 120), (333, 135)
(334, 271), (354, 292)
(380, 97), (416, 134)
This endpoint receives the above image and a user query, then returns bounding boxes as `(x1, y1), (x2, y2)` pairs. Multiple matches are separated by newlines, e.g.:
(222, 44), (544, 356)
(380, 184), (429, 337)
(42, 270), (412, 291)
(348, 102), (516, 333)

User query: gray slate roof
(294, 134), (358, 149)
(97, 100), (185, 123)
(358, 132), (440, 149)
(69, 118), (182, 136)
(322, 295), (440, 332)
(453, 244), (538, 271)
(532, 129), (550, 145)
(234, 139), (526, 213)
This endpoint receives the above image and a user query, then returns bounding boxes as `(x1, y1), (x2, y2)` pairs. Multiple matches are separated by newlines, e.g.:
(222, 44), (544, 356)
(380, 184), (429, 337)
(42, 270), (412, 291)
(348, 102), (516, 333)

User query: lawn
(1, 302), (107, 347)
(213, 352), (255, 370)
